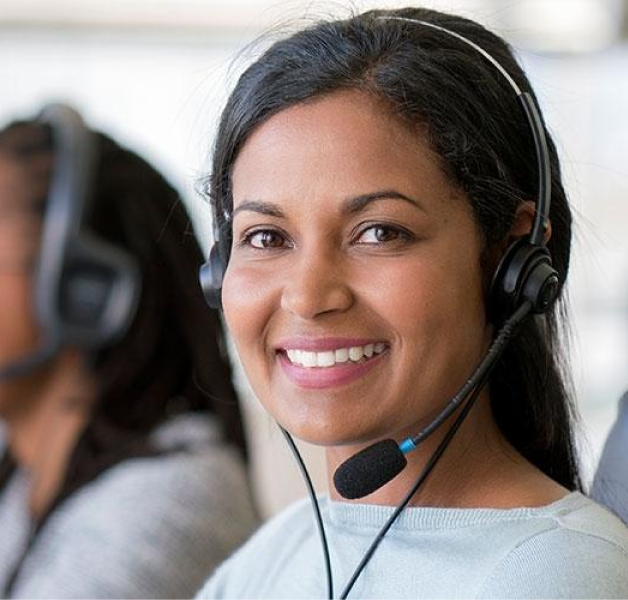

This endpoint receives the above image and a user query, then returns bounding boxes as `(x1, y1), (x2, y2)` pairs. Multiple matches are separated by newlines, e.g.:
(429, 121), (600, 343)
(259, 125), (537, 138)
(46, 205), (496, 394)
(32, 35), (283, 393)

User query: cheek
(359, 245), (487, 384)
(0, 274), (39, 358)
(222, 263), (278, 363)
(359, 252), (481, 330)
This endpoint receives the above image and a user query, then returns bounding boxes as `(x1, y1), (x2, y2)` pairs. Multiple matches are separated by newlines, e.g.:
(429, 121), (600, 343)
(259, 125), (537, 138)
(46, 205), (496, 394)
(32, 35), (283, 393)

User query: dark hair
(0, 117), (247, 511)
(207, 7), (580, 489)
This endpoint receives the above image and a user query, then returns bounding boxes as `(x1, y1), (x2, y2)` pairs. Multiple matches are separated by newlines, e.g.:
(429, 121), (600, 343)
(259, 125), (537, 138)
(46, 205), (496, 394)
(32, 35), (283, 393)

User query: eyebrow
(231, 189), (425, 219)
(232, 200), (285, 219)
(343, 190), (426, 214)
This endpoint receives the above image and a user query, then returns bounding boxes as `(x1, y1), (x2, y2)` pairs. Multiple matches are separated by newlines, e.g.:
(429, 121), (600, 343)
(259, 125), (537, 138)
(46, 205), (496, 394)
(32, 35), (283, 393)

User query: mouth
(275, 340), (390, 389)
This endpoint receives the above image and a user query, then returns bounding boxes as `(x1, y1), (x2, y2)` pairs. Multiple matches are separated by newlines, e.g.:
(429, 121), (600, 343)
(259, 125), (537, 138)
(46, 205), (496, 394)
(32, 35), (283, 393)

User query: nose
(280, 247), (354, 320)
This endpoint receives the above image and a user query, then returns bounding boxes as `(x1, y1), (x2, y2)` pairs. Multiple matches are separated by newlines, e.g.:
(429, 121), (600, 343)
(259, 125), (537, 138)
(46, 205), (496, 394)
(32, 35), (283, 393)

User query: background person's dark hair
(0, 117), (247, 516)
(207, 6), (580, 490)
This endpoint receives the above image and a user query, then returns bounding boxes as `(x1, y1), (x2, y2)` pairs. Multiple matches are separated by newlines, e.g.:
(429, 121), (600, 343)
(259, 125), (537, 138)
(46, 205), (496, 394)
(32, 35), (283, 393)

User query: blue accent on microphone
(399, 438), (417, 454)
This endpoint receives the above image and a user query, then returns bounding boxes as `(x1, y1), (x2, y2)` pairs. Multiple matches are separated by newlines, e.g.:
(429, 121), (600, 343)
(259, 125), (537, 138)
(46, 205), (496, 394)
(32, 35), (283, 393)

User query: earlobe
(484, 201), (551, 279)
(508, 200), (552, 245)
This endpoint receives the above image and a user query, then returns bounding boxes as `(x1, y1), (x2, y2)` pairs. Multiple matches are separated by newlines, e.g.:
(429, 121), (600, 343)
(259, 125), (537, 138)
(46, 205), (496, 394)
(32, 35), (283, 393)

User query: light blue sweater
(198, 492), (628, 599)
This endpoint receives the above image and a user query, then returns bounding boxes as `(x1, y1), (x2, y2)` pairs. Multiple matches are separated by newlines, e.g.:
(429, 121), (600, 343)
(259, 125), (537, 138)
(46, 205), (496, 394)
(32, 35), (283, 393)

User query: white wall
(2, 0), (627, 517)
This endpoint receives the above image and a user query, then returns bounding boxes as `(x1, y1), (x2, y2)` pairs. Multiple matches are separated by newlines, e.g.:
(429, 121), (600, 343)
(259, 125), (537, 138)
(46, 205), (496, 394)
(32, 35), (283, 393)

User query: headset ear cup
(521, 254), (560, 314)
(200, 243), (225, 309)
(490, 239), (527, 323)
(490, 238), (560, 323)
(58, 235), (141, 348)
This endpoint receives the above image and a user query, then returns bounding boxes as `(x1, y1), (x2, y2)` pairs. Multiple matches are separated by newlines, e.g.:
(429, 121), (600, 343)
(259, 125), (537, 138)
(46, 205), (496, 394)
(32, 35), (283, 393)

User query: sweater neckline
(326, 491), (587, 531)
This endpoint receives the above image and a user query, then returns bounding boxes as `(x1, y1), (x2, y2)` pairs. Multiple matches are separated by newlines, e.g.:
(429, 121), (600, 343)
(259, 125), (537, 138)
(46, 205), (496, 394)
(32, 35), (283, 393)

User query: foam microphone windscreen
(333, 439), (407, 499)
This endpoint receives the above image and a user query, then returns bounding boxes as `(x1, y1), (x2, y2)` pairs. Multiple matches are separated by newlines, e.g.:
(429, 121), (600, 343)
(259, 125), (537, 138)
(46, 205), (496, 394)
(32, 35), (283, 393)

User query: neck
(4, 349), (94, 519)
(325, 389), (567, 509)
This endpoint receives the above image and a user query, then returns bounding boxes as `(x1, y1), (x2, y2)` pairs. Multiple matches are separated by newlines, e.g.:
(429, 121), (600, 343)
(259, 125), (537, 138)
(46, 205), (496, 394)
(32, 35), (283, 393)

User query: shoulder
(478, 493), (628, 598)
(196, 496), (315, 599)
(59, 419), (254, 552)
(23, 413), (259, 598)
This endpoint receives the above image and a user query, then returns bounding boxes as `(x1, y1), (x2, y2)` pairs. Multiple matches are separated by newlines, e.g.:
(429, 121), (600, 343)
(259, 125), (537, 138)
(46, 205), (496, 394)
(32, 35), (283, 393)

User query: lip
(276, 336), (386, 352)
(277, 348), (388, 389)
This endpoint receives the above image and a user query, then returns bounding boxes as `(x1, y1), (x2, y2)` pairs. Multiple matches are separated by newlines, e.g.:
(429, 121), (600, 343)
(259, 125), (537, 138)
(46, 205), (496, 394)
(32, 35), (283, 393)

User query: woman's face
(224, 90), (491, 447)
(0, 155), (42, 413)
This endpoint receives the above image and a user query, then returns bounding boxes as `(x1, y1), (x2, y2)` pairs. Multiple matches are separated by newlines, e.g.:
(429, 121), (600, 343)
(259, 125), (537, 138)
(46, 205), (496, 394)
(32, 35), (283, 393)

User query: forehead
(231, 89), (462, 215)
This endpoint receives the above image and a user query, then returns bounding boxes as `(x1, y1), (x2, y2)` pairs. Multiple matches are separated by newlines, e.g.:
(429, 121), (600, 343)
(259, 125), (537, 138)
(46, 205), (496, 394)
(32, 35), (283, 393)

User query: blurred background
(1, 0), (627, 518)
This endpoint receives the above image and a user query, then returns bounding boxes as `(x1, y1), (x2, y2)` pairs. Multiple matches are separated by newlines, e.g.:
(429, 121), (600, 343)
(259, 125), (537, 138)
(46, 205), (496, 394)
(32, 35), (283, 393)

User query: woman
(0, 108), (258, 598)
(196, 7), (628, 599)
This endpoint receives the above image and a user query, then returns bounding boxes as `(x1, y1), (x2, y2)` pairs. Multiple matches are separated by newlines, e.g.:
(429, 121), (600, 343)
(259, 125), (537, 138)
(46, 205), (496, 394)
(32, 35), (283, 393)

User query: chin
(279, 414), (391, 449)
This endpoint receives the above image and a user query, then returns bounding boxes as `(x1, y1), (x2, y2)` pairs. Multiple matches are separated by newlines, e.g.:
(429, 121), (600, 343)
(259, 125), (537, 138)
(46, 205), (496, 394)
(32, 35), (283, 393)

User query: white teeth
(349, 346), (364, 361)
(301, 351), (317, 367)
(285, 343), (387, 368)
(317, 351), (336, 367)
(334, 348), (349, 363)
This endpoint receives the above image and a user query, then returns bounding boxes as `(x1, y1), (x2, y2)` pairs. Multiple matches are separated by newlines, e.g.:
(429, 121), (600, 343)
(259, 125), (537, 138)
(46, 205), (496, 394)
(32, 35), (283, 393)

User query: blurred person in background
(0, 105), (258, 598)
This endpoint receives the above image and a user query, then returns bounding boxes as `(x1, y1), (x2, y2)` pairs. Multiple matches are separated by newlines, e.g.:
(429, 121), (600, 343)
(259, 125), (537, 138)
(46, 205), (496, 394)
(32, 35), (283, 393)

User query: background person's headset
(0, 104), (141, 381)
(199, 16), (561, 599)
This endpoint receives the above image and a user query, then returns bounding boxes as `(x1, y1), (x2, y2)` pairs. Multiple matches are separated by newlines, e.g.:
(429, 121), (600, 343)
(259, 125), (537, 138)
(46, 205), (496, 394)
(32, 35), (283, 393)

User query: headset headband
(200, 15), (559, 318)
(35, 104), (97, 342)
(377, 17), (551, 247)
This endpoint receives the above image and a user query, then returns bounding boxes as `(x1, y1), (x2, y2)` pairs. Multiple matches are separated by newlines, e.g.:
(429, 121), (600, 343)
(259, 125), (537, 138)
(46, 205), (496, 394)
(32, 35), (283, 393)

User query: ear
(483, 201), (552, 282)
(508, 201), (552, 245)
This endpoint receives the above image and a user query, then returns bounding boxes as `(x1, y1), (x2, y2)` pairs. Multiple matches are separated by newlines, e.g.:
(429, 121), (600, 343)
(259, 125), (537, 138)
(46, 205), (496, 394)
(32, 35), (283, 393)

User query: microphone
(334, 439), (407, 500)
(334, 439), (408, 500)
(333, 302), (531, 500)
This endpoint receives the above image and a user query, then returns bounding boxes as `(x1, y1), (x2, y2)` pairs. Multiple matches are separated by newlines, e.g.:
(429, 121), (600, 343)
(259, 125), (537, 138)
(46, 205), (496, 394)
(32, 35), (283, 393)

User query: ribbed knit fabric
(197, 492), (628, 599)
(0, 413), (259, 599)
(592, 391), (628, 525)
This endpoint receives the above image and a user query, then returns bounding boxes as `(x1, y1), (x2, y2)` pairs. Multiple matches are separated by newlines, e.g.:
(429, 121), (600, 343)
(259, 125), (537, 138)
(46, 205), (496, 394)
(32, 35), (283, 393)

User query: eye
(355, 224), (413, 245)
(241, 228), (291, 250)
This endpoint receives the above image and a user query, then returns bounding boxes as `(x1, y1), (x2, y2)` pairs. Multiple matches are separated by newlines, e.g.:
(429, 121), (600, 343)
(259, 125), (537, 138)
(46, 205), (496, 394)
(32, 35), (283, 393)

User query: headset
(199, 16), (561, 599)
(199, 32), (558, 321)
(199, 211), (230, 312)
(0, 104), (141, 381)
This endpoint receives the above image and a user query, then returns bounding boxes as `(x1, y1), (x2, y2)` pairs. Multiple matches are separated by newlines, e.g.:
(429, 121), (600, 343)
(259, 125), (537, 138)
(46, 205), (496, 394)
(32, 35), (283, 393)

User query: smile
(285, 342), (387, 368)
(276, 341), (389, 389)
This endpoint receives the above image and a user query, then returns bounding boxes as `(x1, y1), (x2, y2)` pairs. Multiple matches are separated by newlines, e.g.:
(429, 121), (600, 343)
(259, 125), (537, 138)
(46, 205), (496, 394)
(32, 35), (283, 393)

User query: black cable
(280, 427), (334, 600)
(281, 303), (531, 599)
(338, 302), (531, 599)
(408, 302), (533, 448)
(338, 353), (488, 598)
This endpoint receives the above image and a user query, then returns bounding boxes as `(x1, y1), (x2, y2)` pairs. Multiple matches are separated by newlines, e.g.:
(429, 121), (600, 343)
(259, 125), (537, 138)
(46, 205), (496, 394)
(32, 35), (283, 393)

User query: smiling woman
(196, 6), (628, 599)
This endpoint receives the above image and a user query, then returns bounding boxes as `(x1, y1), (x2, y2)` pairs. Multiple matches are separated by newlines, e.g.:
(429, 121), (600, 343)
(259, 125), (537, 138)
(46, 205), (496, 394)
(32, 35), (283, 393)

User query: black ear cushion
(60, 260), (115, 327)
(521, 257), (560, 314)
(490, 238), (560, 323)
(200, 244), (226, 309)
(57, 236), (140, 348)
